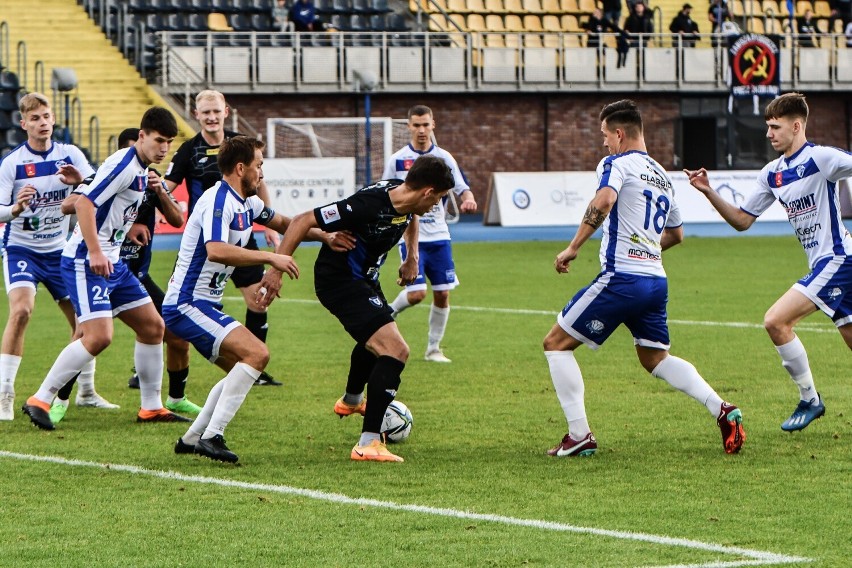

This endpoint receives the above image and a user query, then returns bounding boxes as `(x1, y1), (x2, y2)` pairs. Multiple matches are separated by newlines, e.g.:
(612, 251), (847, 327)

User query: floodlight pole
(364, 92), (371, 185)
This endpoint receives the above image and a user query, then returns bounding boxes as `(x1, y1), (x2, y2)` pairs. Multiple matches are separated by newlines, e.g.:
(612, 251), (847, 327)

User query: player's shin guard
(363, 356), (404, 433)
(346, 343), (377, 397)
(34, 339), (94, 403)
(245, 309), (268, 343)
(203, 362), (259, 439)
(135, 341), (165, 411)
(183, 378), (225, 445)
(56, 372), (81, 401)
(76, 358), (96, 395)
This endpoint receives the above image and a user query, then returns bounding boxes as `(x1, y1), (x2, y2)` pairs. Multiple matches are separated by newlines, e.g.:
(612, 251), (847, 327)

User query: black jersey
(165, 130), (240, 215)
(313, 180), (411, 283)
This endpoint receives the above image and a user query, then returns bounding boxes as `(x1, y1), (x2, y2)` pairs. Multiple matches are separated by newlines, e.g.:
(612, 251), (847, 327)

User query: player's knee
(83, 333), (112, 356)
(763, 311), (789, 339)
(141, 317), (165, 344)
(7, 303), (33, 327)
(247, 343), (270, 370)
(433, 291), (450, 307)
(408, 290), (426, 305)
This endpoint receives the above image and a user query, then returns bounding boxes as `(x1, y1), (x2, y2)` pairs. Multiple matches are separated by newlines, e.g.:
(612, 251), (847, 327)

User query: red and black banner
(728, 34), (781, 98)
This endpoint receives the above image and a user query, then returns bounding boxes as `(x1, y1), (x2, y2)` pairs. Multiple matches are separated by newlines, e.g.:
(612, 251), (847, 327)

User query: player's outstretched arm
(458, 189), (477, 214)
(149, 172), (184, 228)
(683, 168), (756, 231)
(556, 187), (616, 274)
(256, 210), (316, 308)
(398, 216), (420, 285)
(266, 212), (356, 252)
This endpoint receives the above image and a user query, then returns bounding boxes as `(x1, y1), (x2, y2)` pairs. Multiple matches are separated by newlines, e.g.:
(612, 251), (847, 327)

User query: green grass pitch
(0, 236), (849, 567)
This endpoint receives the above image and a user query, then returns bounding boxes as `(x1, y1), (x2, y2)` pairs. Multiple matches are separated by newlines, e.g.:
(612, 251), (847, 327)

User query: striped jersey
(743, 143), (852, 269)
(0, 141), (94, 253)
(63, 147), (147, 263)
(164, 180), (268, 306)
(595, 150), (682, 278)
(382, 143), (468, 242)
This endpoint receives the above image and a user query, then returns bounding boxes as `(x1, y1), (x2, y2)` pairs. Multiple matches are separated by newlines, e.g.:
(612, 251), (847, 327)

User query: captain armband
(254, 206), (275, 226)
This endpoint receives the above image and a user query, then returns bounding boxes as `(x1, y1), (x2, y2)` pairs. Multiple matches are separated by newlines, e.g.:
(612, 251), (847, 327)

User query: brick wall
(228, 92), (851, 205)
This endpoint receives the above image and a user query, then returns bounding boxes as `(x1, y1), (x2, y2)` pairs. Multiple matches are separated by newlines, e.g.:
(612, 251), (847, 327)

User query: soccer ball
(381, 400), (413, 443)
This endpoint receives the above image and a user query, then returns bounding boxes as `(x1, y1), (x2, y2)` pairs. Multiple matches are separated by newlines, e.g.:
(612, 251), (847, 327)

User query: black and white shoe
(195, 435), (239, 463)
(253, 371), (282, 386)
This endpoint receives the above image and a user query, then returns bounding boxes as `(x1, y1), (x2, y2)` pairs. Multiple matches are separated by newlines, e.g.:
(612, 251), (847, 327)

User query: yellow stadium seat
(523, 0), (546, 13)
(467, 0), (487, 12)
(524, 14), (544, 30)
(561, 13), (580, 31)
(560, 0), (579, 12)
(485, 33), (506, 46)
(750, 18), (765, 33)
(796, 0), (814, 15)
(504, 0), (526, 13)
(449, 12), (467, 29)
(763, 16), (782, 33)
(577, 0), (596, 14)
(485, 0), (508, 12)
(486, 14), (506, 31)
(450, 14), (476, 32)
(815, 17), (829, 32)
(542, 0), (562, 13)
(542, 33), (561, 47)
(813, 0), (831, 17)
(428, 13), (448, 30)
(762, 0), (780, 15)
(505, 14), (524, 30)
(564, 33), (582, 47)
(505, 33), (521, 46)
(448, 0), (469, 12)
(729, 0), (744, 16)
(208, 12), (233, 31)
(542, 14), (561, 31)
(524, 33), (544, 46)
(834, 18), (844, 32)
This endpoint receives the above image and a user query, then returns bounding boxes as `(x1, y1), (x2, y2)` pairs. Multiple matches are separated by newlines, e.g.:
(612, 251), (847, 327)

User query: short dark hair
(218, 136), (265, 175)
(599, 99), (643, 137)
(140, 107), (178, 138)
(404, 155), (454, 192)
(408, 105), (433, 120)
(118, 128), (140, 148)
(765, 92), (808, 122)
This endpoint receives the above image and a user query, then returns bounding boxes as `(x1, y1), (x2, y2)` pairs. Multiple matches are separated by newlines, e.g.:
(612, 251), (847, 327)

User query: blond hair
(19, 92), (51, 116)
(195, 90), (226, 106)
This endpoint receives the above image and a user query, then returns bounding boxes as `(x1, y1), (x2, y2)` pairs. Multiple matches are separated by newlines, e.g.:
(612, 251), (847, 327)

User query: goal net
(266, 117), (458, 223)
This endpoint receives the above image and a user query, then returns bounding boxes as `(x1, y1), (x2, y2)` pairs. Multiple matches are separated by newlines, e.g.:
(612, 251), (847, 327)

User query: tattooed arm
(554, 187), (617, 274)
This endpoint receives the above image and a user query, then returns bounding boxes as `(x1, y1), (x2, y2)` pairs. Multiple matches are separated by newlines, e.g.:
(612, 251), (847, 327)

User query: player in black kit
(163, 90), (282, 386)
(256, 155), (455, 462)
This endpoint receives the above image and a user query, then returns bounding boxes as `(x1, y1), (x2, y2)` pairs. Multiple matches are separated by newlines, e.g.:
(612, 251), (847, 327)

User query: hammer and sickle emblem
(742, 47), (769, 80)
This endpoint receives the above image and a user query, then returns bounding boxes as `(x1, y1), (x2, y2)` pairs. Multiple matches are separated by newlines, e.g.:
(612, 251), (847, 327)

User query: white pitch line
(0, 450), (810, 568)
(223, 296), (836, 334)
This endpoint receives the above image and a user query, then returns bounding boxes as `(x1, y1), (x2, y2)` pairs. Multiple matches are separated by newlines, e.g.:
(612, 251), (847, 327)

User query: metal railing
(155, 30), (852, 94)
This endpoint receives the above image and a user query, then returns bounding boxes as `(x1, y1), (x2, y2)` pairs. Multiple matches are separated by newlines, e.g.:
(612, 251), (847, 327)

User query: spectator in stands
(288, 0), (325, 32)
(669, 3), (700, 48)
(273, 0), (289, 31)
(583, 8), (621, 49)
(846, 20), (852, 47)
(708, 0), (730, 46)
(624, 2), (653, 48)
(602, 0), (623, 29)
(830, 0), (852, 31)
(626, 0), (646, 16)
(797, 9), (819, 48)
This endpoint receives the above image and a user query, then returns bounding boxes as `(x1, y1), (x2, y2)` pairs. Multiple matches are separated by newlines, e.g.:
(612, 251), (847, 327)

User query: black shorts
(139, 273), (165, 313)
(315, 277), (394, 344)
(231, 234), (265, 288)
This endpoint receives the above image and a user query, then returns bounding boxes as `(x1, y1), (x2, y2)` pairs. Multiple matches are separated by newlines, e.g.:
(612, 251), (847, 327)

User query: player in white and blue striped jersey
(21, 107), (186, 431)
(0, 93), (115, 421)
(166, 136), (353, 463)
(686, 92), (852, 433)
(385, 105), (478, 363)
(544, 100), (745, 458)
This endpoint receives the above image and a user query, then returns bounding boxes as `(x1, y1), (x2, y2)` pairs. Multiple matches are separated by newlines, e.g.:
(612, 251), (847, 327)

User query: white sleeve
(812, 146), (852, 183)
(740, 167), (777, 217)
(82, 156), (131, 207)
(68, 145), (95, 178)
(597, 158), (623, 193)
(382, 156), (396, 180)
(442, 152), (470, 194)
(0, 158), (15, 207)
(666, 196), (682, 228)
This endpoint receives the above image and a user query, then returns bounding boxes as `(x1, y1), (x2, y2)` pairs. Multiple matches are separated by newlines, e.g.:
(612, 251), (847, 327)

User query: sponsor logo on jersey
(775, 171), (783, 187)
(24, 163), (36, 178)
(403, 159), (414, 170)
(627, 248), (661, 261)
(214, 208), (223, 218)
(206, 148), (219, 156)
(368, 295), (382, 307)
(29, 189), (68, 212)
(781, 193), (816, 219)
(796, 164), (806, 178)
(320, 204), (341, 224)
(391, 216), (407, 225)
(586, 320), (605, 334)
(828, 287), (842, 300)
